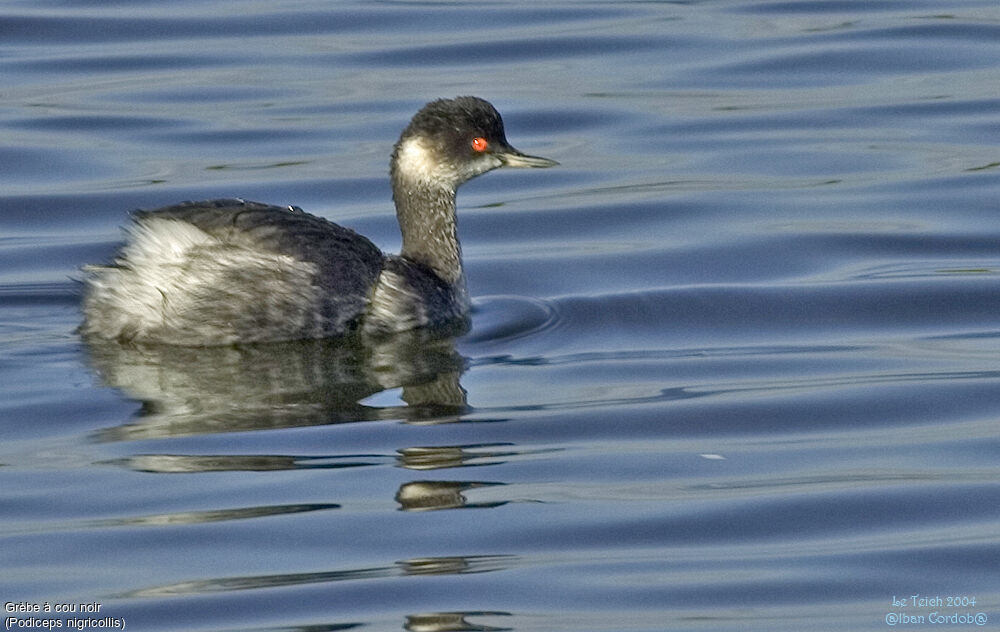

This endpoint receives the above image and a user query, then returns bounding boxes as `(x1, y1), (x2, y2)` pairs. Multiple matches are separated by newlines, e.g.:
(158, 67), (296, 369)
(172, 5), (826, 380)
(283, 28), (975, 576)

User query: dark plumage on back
(137, 199), (383, 304)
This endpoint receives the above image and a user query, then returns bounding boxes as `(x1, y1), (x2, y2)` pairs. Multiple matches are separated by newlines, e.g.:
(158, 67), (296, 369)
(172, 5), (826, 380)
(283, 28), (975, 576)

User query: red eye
(471, 137), (488, 153)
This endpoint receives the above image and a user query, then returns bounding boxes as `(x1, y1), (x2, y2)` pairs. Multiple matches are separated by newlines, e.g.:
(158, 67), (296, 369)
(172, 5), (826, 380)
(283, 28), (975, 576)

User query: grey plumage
(81, 97), (556, 345)
(83, 200), (383, 343)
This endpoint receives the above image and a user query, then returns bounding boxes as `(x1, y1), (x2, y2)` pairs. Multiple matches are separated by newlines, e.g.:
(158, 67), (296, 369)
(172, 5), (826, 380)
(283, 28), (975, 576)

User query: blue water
(3, 1), (1000, 630)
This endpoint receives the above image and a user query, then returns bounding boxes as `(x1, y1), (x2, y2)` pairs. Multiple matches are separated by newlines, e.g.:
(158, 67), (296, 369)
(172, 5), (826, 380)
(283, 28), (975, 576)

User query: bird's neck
(390, 135), (467, 286)
(392, 174), (464, 286)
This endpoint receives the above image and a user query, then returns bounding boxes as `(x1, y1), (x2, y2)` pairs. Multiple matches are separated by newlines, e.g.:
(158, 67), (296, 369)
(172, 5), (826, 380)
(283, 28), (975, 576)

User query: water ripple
(3, 0), (1000, 629)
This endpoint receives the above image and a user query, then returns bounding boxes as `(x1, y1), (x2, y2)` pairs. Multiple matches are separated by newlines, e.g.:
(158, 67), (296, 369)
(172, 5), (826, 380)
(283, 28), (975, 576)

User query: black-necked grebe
(81, 97), (557, 345)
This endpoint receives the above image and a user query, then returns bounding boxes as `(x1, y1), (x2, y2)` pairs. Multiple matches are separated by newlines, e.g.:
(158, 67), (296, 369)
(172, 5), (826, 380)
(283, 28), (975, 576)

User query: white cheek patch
(395, 136), (442, 183)
(396, 135), (505, 188)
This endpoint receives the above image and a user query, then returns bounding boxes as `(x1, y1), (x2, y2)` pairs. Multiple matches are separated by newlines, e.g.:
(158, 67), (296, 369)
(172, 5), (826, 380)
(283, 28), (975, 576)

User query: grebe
(81, 97), (557, 345)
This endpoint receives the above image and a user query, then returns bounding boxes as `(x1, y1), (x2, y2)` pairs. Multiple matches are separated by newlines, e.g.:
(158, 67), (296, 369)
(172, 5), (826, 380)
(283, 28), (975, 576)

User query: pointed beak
(497, 147), (559, 169)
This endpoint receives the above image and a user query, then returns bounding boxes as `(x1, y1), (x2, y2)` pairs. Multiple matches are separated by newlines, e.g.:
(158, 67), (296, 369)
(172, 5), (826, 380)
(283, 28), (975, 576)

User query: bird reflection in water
(82, 329), (516, 513)
(83, 327), (469, 442)
(405, 611), (512, 632)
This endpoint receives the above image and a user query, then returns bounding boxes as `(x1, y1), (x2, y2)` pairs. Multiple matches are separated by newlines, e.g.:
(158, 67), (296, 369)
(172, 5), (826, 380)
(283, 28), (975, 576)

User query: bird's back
(82, 199), (385, 345)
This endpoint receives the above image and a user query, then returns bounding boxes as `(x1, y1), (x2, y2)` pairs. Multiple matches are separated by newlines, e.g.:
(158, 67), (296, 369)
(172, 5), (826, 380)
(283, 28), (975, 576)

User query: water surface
(2, 1), (999, 630)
